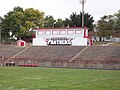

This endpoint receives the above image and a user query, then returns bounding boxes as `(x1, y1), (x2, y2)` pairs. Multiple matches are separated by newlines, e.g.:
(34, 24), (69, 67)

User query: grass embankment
(93, 42), (108, 46)
(109, 42), (120, 46)
(0, 67), (120, 90)
(93, 42), (120, 46)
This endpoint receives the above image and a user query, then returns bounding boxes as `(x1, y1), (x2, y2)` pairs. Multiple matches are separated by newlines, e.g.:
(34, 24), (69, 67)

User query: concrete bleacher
(0, 44), (120, 69)
(73, 46), (120, 69)
(75, 46), (120, 61)
(13, 46), (84, 61)
(0, 44), (25, 58)
(0, 44), (25, 66)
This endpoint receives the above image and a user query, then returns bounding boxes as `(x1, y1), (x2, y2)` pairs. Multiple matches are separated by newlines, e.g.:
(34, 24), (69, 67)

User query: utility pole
(0, 25), (1, 43)
(0, 20), (1, 43)
(80, 0), (86, 28)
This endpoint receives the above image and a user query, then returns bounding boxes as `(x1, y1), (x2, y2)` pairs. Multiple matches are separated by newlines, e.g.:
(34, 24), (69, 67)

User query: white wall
(112, 37), (120, 42)
(33, 28), (88, 46)
(72, 38), (87, 46)
(33, 38), (46, 46)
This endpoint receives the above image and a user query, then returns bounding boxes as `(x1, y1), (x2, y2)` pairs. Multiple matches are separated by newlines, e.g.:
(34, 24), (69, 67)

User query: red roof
(33, 27), (89, 31)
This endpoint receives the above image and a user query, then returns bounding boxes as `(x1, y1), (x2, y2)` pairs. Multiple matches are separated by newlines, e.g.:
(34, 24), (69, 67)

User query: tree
(1, 6), (24, 41)
(63, 18), (70, 27)
(63, 12), (94, 30)
(96, 15), (115, 38)
(44, 15), (56, 28)
(69, 12), (80, 27)
(54, 18), (64, 28)
(84, 13), (94, 30)
(114, 10), (120, 33)
(17, 8), (44, 38)
(96, 10), (120, 39)
(1, 6), (44, 41)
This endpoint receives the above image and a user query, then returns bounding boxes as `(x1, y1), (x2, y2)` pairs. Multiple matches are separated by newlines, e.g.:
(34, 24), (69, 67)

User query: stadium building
(32, 27), (92, 46)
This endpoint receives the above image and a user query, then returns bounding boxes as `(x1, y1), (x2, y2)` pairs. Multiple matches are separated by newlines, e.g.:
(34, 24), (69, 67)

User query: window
(60, 30), (66, 35)
(45, 30), (51, 35)
(68, 30), (74, 35)
(38, 31), (43, 35)
(75, 30), (82, 34)
(52, 30), (58, 35)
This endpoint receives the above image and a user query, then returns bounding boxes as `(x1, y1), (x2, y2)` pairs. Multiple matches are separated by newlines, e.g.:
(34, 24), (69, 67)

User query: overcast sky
(0, 0), (120, 21)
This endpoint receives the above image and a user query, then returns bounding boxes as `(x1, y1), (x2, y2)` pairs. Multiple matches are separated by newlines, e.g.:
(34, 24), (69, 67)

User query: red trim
(83, 28), (93, 46)
(33, 27), (89, 31)
(32, 34), (36, 38)
(88, 37), (93, 46)
(32, 32), (36, 38)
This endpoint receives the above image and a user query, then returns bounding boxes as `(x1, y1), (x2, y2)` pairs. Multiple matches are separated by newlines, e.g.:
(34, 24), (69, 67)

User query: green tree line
(96, 10), (120, 38)
(0, 6), (94, 42)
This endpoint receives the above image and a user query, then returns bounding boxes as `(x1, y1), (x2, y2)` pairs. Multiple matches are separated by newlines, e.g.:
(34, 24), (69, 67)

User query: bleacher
(73, 46), (120, 69)
(0, 44), (120, 69)
(0, 44), (25, 58)
(75, 46), (120, 61)
(13, 46), (84, 61)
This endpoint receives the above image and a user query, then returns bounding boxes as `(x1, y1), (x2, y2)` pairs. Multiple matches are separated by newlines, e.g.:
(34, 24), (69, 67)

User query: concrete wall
(7, 59), (120, 70)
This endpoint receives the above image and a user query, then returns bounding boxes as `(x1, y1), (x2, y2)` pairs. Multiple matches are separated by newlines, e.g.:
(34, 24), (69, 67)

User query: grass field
(0, 67), (120, 90)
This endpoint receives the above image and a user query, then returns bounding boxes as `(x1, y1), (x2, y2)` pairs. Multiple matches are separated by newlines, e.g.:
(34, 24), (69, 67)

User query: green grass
(0, 67), (120, 90)
(93, 42), (107, 46)
(109, 42), (120, 46)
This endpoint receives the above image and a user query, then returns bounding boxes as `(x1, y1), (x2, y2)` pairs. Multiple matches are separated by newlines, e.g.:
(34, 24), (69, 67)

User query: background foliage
(96, 10), (120, 38)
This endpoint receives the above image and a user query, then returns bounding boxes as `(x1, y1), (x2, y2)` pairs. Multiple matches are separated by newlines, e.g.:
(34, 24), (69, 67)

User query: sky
(0, 0), (120, 21)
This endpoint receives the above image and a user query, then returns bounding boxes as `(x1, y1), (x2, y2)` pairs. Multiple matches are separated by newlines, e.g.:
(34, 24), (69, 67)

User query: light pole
(80, 0), (86, 28)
